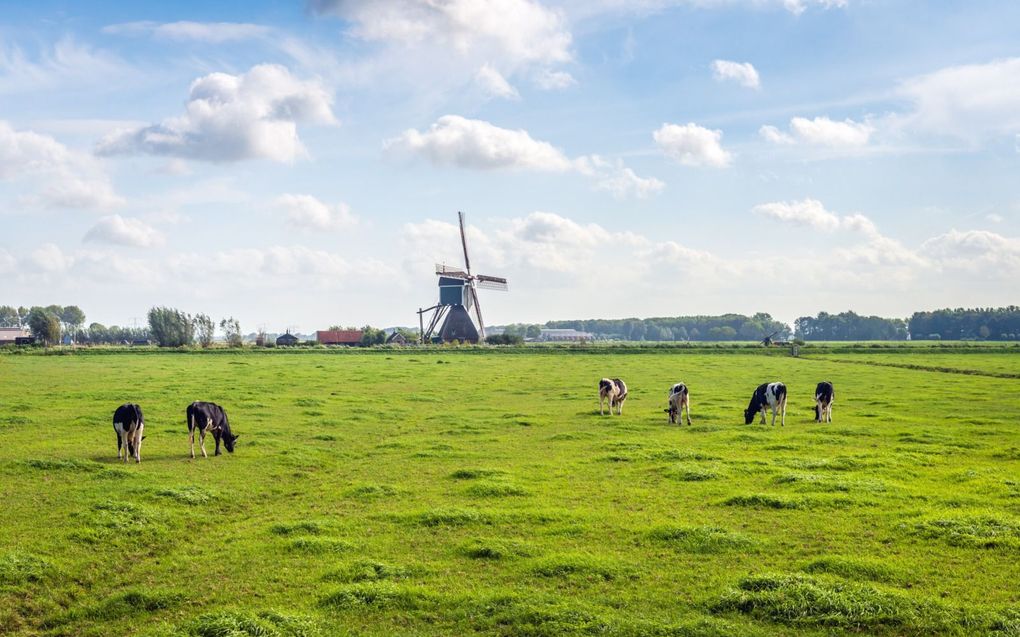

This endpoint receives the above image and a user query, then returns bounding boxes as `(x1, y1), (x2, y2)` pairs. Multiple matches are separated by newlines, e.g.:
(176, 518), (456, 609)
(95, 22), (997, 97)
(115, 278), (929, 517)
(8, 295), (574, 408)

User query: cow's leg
(685, 399), (692, 426)
(200, 428), (208, 458)
(189, 428), (196, 459)
(759, 406), (767, 425)
(116, 431), (123, 460)
(617, 398), (624, 416)
(827, 403), (833, 423)
(600, 395), (605, 416)
(134, 428), (143, 463)
(214, 430), (222, 456)
(780, 399), (786, 426)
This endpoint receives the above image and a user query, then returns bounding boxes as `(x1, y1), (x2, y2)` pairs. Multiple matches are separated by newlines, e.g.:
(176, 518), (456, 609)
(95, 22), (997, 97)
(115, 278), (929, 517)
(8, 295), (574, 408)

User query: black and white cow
(598, 378), (628, 416)
(187, 401), (238, 458)
(664, 382), (692, 425)
(113, 403), (145, 463)
(744, 382), (787, 426)
(814, 381), (835, 423)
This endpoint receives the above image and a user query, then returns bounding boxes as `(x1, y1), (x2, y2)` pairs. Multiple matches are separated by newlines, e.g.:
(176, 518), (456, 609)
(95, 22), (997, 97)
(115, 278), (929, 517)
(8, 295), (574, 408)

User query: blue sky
(1, 0), (1018, 332)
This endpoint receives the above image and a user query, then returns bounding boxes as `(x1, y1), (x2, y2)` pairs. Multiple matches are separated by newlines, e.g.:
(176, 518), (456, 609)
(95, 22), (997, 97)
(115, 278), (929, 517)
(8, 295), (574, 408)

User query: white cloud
(311, 0), (571, 66)
(533, 68), (577, 90)
(103, 21), (272, 42)
(753, 198), (879, 235)
(580, 156), (665, 199)
(653, 122), (732, 167)
(475, 64), (520, 100)
(389, 116), (663, 198)
(84, 215), (163, 248)
(987, 213), (1004, 224)
(26, 243), (74, 274)
(97, 64), (337, 163)
(711, 59), (760, 89)
(761, 116), (873, 147)
(387, 115), (573, 171)
(894, 57), (1020, 143)
(274, 194), (358, 231)
(920, 229), (1020, 276)
(0, 120), (122, 210)
(0, 37), (131, 94)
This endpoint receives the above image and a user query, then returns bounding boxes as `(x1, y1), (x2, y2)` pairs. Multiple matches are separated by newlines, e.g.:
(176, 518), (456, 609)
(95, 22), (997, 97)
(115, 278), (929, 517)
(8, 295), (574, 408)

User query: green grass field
(1, 349), (1018, 636)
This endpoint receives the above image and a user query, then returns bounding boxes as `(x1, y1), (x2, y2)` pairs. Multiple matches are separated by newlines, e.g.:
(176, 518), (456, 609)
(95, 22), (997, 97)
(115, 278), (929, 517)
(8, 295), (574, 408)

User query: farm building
(386, 331), (409, 345)
(0, 327), (31, 345)
(276, 332), (300, 346)
(538, 328), (594, 342)
(316, 329), (363, 346)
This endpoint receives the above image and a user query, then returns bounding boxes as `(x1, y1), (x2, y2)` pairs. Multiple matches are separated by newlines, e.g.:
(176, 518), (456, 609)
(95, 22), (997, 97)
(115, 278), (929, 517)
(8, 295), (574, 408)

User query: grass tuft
(287, 537), (356, 554)
(801, 556), (899, 583)
(184, 610), (317, 636)
(0, 551), (54, 585)
(45, 590), (184, 627)
(464, 481), (530, 497)
(911, 514), (1020, 549)
(344, 483), (398, 498)
(270, 521), (325, 536)
(155, 486), (214, 505)
(450, 468), (506, 480)
(322, 560), (418, 583)
(530, 554), (625, 581)
(319, 583), (430, 611)
(458, 537), (534, 560)
(403, 508), (489, 527)
(647, 526), (754, 553)
(723, 494), (803, 509)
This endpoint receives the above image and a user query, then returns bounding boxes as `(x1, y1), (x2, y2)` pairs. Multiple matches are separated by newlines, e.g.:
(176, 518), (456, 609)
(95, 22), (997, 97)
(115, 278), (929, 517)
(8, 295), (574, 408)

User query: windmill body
(417, 212), (508, 344)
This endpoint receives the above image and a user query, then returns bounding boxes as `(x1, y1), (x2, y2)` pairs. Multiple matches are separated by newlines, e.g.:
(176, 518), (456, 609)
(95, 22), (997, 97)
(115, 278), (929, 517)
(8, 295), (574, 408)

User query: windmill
(417, 212), (509, 344)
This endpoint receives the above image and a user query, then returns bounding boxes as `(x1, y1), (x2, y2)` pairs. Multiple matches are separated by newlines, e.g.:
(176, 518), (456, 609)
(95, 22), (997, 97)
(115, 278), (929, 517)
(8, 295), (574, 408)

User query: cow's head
(665, 406), (677, 423)
(224, 434), (239, 453)
(743, 408), (756, 425)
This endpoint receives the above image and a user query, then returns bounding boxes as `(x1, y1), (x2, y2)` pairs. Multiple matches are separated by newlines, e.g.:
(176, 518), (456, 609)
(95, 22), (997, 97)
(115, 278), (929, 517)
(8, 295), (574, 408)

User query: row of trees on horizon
(4, 305), (1020, 346)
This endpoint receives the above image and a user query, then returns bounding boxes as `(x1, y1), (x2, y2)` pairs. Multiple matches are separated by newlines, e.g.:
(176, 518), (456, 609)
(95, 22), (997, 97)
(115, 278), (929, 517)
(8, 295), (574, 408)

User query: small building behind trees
(0, 327), (31, 345)
(276, 332), (300, 347)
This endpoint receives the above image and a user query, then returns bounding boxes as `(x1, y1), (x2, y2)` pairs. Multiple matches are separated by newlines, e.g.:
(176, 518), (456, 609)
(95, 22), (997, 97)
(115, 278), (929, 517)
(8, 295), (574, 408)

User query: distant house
(317, 329), (363, 346)
(276, 332), (300, 347)
(538, 328), (593, 342)
(0, 327), (31, 346)
(386, 332), (409, 345)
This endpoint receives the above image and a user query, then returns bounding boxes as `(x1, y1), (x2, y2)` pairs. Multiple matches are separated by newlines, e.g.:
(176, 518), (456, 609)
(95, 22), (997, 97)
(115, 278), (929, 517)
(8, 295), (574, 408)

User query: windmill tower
(417, 212), (509, 343)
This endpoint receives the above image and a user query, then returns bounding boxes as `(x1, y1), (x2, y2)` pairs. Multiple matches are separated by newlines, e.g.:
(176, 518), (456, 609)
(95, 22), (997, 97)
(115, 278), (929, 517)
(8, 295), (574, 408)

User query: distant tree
(220, 317), (242, 347)
(194, 314), (215, 347)
(17, 307), (29, 326)
(0, 306), (19, 327)
(27, 307), (61, 345)
(675, 326), (688, 341)
(525, 324), (542, 338)
(359, 326), (387, 346)
(486, 333), (524, 345)
(87, 322), (108, 344)
(978, 325), (991, 339)
(59, 306), (86, 342)
(148, 307), (194, 347)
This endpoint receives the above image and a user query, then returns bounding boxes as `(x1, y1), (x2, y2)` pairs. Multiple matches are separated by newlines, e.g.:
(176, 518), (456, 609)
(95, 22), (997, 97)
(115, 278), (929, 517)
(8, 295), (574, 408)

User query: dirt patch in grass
(646, 526), (755, 553)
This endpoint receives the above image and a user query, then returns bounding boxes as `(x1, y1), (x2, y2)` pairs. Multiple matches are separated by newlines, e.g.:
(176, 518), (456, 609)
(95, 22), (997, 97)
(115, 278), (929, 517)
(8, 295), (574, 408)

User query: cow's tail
(187, 405), (194, 433)
(776, 383), (788, 403)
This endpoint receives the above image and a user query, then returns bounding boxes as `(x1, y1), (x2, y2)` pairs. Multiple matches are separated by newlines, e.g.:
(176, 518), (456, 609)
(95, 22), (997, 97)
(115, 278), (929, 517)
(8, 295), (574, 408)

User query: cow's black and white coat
(187, 401), (237, 458)
(599, 378), (628, 416)
(814, 381), (834, 423)
(665, 382), (692, 425)
(744, 382), (787, 426)
(113, 403), (145, 463)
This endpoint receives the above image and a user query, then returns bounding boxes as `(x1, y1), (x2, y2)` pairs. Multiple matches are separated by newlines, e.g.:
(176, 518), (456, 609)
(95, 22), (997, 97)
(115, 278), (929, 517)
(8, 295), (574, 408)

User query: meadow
(0, 348), (1018, 636)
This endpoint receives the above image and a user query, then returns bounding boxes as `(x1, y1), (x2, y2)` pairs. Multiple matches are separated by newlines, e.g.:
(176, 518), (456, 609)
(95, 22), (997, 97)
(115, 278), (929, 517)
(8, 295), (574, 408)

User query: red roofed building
(316, 330), (363, 346)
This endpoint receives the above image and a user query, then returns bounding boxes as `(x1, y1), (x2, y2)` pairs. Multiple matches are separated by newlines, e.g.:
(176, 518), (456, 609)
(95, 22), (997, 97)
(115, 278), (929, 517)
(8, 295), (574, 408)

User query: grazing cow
(598, 378), (628, 416)
(744, 382), (787, 426)
(113, 403), (145, 463)
(814, 381), (835, 423)
(187, 401), (238, 458)
(664, 382), (692, 425)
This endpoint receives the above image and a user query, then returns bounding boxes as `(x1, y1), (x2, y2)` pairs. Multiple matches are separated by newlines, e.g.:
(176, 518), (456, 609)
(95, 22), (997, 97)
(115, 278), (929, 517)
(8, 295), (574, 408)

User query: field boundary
(802, 355), (1020, 379)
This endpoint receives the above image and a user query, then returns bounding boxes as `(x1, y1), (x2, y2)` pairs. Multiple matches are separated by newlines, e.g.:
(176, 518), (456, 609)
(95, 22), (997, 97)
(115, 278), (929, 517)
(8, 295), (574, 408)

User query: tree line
(908, 306), (1020, 341)
(794, 311), (908, 341)
(544, 313), (792, 341)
